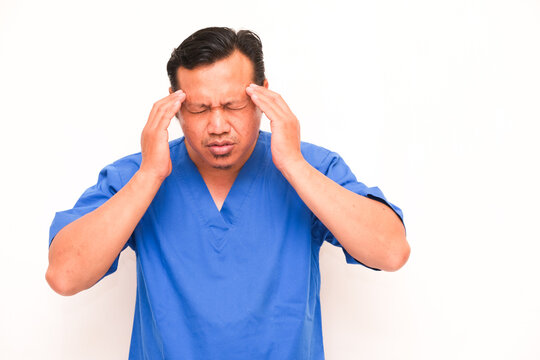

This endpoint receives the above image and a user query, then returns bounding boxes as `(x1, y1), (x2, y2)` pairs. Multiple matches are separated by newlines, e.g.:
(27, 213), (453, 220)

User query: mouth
(207, 141), (235, 156)
(207, 141), (234, 146)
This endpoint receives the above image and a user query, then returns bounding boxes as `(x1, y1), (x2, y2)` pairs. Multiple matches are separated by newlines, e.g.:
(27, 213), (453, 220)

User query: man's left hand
(245, 83), (303, 172)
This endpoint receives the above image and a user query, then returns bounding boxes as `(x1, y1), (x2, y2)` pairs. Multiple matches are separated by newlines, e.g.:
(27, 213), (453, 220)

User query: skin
(244, 82), (410, 272)
(46, 47), (410, 297)
(155, 49), (411, 271)
(166, 50), (268, 208)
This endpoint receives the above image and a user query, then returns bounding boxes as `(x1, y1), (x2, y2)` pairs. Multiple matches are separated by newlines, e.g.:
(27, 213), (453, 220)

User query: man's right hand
(139, 90), (186, 181)
(46, 90), (187, 296)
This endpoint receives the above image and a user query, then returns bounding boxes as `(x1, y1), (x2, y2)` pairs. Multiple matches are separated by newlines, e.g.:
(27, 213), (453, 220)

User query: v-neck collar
(174, 130), (268, 252)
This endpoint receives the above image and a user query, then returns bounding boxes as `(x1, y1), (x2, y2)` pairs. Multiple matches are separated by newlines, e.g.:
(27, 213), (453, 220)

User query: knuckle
(142, 126), (153, 136)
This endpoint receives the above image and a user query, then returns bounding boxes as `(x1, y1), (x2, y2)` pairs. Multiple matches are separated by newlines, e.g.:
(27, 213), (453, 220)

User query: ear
(169, 86), (173, 95)
(263, 79), (269, 89)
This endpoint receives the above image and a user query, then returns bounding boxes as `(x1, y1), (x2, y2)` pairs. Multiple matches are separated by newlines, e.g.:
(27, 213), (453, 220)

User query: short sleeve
(311, 150), (406, 271)
(48, 162), (136, 283)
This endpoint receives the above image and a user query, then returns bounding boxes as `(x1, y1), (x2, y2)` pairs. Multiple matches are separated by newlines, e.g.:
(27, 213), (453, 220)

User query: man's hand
(245, 83), (303, 172)
(46, 91), (187, 295)
(140, 90), (186, 181)
(246, 83), (409, 271)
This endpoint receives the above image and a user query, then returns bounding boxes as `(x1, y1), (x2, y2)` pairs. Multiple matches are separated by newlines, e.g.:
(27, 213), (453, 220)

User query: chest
(132, 167), (322, 328)
(205, 181), (233, 212)
(138, 165), (318, 257)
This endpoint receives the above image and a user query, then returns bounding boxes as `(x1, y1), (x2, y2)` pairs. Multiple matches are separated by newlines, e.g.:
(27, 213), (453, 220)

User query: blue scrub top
(49, 130), (405, 359)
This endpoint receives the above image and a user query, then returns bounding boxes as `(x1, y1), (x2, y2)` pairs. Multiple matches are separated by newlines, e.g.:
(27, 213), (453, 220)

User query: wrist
(133, 169), (166, 189)
(278, 155), (308, 182)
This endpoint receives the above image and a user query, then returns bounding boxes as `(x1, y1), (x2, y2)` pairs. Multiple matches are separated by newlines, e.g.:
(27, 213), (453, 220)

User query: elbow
(47, 235), (82, 296)
(384, 238), (411, 272)
(45, 266), (77, 296)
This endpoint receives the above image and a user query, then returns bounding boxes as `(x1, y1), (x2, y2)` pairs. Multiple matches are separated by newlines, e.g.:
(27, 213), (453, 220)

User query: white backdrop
(1, 0), (539, 359)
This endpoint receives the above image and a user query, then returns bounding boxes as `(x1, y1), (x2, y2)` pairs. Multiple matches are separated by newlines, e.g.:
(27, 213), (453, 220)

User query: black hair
(166, 26), (265, 91)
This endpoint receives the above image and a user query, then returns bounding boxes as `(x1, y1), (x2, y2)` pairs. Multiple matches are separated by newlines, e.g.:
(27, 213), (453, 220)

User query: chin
(211, 164), (234, 170)
(207, 153), (236, 170)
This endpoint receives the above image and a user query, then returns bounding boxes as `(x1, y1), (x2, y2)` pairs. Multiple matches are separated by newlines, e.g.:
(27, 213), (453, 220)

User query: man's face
(170, 50), (268, 173)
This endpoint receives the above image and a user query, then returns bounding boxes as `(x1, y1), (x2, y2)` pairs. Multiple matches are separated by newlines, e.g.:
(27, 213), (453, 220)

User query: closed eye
(184, 102), (248, 114)
(227, 104), (247, 111)
(186, 108), (208, 114)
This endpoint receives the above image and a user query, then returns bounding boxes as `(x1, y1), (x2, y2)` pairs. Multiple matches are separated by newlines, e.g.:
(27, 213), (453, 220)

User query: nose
(207, 107), (231, 135)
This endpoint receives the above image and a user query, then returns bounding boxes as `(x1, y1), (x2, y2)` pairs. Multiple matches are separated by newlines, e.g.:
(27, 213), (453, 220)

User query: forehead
(177, 50), (254, 105)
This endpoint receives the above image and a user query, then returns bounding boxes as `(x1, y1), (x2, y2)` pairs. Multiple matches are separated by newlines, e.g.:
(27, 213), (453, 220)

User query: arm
(280, 158), (409, 272)
(46, 89), (186, 296)
(245, 83), (410, 272)
(46, 171), (163, 296)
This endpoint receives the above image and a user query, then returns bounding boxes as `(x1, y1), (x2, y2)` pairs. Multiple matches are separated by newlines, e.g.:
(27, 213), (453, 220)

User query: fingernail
(175, 89), (184, 94)
(249, 83), (257, 88)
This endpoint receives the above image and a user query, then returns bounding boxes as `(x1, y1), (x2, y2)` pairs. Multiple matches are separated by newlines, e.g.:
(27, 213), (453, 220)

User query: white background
(1, 0), (539, 359)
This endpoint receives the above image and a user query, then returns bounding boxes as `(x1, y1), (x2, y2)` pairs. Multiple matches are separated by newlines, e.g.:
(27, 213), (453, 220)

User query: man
(46, 27), (409, 359)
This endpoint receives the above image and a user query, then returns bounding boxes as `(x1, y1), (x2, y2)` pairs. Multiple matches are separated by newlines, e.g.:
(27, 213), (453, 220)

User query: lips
(207, 141), (234, 146)
(207, 140), (235, 155)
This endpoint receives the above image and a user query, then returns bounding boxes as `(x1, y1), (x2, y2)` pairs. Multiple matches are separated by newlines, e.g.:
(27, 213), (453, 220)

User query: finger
(148, 96), (179, 131)
(156, 92), (185, 130)
(147, 91), (185, 130)
(147, 94), (176, 128)
(151, 92), (185, 131)
(246, 87), (287, 124)
(247, 85), (292, 115)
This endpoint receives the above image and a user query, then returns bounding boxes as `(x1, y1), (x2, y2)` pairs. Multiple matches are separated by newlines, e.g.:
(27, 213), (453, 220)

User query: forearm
(46, 170), (162, 295)
(280, 158), (409, 272)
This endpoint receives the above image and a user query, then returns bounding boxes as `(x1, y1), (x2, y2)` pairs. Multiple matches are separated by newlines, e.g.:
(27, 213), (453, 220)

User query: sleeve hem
(366, 194), (407, 236)
(344, 250), (382, 271)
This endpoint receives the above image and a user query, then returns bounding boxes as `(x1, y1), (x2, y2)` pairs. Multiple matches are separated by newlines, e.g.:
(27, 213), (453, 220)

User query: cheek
(235, 107), (260, 128)
(229, 116), (254, 135)
(180, 120), (204, 144)
(181, 116), (202, 130)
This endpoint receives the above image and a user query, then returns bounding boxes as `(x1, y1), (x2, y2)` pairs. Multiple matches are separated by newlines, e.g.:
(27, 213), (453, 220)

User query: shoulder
(300, 138), (335, 172)
(258, 130), (336, 171)
(107, 136), (185, 186)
